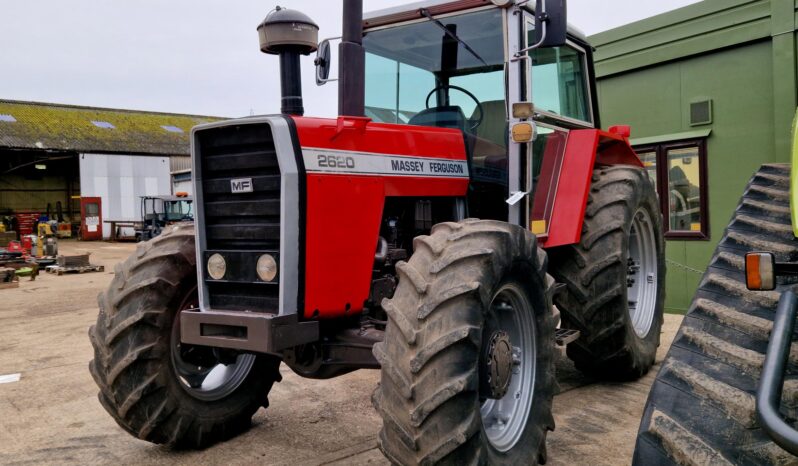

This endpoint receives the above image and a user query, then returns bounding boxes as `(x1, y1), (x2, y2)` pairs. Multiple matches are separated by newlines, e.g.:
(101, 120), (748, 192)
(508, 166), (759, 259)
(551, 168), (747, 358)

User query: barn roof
(0, 100), (221, 156)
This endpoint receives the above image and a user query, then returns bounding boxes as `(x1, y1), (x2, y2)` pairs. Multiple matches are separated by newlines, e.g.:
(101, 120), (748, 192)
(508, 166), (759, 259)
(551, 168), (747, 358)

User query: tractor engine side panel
(292, 117), (469, 319)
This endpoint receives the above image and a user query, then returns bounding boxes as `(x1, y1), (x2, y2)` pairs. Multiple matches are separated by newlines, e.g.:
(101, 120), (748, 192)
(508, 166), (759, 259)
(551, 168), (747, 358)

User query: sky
(0, 0), (701, 118)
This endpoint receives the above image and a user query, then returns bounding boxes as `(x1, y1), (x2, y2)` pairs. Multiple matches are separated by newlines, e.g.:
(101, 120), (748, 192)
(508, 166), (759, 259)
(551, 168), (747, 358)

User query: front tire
(549, 165), (666, 380)
(88, 224), (282, 448)
(373, 219), (556, 465)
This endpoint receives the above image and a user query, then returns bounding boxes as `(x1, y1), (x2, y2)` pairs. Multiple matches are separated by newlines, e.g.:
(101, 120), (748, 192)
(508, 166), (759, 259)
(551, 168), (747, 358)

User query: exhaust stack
(258, 6), (319, 116)
(338, 0), (365, 117)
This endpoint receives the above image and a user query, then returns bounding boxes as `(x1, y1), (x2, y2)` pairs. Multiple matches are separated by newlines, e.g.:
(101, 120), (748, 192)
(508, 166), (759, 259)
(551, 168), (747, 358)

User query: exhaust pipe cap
(257, 6), (319, 55)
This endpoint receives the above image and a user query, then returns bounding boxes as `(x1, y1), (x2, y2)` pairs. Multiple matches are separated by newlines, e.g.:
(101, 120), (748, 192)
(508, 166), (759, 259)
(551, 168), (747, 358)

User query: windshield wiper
(419, 8), (488, 66)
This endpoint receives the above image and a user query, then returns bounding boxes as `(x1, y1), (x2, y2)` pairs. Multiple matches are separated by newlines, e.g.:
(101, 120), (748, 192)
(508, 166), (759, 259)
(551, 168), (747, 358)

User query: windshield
(363, 8), (505, 142)
(165, 200), (192, 221)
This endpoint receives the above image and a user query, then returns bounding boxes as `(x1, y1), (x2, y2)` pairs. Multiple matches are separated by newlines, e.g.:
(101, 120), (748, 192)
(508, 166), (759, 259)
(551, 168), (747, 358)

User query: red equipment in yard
(89, 1), (665, 464)
(80, 197), (102, 241)
(6, 241), (23, 254)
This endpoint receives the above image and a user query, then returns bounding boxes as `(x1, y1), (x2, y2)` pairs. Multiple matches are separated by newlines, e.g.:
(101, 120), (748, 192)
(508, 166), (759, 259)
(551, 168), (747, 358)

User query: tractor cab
(136, 194), (193, 241)
(319, 0), (600, 233)
(360, 5), (596, 131)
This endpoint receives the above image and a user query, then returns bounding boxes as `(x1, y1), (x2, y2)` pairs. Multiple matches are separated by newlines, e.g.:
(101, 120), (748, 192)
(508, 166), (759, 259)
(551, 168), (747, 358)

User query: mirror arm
(316, 69), (339, 85)
(315, 37), (341, 85)
(514, 16), (547, 58)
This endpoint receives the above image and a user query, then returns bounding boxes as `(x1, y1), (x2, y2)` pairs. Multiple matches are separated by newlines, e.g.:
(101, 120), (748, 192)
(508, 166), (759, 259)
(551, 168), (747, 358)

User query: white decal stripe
(302, 148), (469, 178)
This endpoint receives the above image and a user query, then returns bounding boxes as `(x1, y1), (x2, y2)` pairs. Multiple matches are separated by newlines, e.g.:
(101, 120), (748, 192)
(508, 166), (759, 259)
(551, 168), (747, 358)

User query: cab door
(80, 197), (102, 240)
(521, 12), (595, 239)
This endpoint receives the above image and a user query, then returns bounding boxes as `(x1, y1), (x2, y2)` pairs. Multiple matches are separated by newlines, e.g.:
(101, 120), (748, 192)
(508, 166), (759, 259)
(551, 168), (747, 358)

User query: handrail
(756, 290), (798, 455)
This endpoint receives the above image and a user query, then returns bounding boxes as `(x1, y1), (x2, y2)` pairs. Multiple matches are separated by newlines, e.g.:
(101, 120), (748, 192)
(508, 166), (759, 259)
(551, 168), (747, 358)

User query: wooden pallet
(45, 264), (105, 275)
(0, 281), (19, 290)
(56, 254), (91, 268)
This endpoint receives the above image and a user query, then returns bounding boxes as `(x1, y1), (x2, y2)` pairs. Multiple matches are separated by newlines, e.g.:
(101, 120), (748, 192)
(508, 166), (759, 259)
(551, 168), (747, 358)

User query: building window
(633, 139), (708, 239)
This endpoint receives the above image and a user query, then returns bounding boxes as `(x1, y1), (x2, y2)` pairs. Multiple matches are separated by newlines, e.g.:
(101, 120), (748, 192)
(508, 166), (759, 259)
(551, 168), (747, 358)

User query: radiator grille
(196, 122), (281, 312)
(198, 123), (280, 250)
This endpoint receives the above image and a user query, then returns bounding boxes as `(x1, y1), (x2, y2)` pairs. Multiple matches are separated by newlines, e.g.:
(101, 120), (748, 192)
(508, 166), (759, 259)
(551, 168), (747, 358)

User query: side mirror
(535, 0), (567, 48)
(315, 39), (333, 85)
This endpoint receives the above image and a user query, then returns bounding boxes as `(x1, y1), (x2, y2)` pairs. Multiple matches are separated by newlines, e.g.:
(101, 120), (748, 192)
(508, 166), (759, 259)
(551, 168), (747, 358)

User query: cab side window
(526, 29), (591, 124)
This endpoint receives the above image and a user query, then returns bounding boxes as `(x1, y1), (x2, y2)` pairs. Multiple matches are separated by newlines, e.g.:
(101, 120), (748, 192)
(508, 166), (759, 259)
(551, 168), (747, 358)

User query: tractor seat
(469, 100), (508, 177)
(470, 100), (507, 148)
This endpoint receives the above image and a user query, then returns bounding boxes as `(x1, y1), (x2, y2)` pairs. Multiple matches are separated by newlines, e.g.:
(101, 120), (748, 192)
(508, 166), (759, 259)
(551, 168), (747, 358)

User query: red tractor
(89, 1), (665, 464)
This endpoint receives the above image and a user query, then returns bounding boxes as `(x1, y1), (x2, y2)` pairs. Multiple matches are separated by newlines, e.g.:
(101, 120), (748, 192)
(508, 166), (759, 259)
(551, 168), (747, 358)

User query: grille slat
(207, 282), (279, 312)
(206, 224), (280, 240)
(197, 122), (281, 312)
(204, 200), (280, 217)
(203, 150), (279, 172)
(205, 215), (280, 225)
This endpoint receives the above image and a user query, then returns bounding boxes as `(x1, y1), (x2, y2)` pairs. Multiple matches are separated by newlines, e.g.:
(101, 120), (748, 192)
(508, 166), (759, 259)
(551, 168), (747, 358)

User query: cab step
(555, 328), (580, 346)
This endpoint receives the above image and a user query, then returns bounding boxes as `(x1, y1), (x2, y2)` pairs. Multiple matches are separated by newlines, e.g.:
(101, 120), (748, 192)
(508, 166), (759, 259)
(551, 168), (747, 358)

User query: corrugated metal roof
(0, 99), (222, 156)
(170, 155), (192, 173)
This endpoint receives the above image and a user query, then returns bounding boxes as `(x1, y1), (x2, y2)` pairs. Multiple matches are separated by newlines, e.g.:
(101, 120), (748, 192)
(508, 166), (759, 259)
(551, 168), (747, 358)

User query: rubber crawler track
(633, 164), (798, 465)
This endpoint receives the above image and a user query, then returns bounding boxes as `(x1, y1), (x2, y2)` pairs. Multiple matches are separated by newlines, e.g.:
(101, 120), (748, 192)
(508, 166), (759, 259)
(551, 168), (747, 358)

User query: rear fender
(542, 127), (642, 248)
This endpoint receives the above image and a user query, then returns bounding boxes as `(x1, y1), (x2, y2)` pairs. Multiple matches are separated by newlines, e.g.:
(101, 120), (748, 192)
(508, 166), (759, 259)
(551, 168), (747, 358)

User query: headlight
(256, 254), (278, 282)
(207, 253), (226, 280)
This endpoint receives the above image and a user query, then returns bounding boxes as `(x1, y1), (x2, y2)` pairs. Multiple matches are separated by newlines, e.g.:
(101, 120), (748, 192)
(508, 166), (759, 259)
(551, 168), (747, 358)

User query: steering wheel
(425, 84), (484, 132)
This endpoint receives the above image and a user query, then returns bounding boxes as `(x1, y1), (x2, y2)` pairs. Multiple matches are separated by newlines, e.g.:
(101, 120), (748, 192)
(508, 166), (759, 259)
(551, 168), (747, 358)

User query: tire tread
(88, 224), (281, 448)
(549, 165), (665, 380)
(374, 220), (556, 465)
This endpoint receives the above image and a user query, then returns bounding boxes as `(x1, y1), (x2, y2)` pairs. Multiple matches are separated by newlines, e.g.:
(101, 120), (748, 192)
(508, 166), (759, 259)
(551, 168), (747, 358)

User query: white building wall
(79, 153), (171, 239)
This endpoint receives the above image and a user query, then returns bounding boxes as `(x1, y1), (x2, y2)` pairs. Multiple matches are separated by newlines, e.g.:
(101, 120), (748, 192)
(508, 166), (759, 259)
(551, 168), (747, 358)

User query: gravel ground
(0, 239), (682, 465)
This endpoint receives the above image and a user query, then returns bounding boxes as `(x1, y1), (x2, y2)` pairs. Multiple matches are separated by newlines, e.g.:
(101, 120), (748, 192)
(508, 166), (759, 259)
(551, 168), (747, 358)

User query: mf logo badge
(230, 178), (253, 193)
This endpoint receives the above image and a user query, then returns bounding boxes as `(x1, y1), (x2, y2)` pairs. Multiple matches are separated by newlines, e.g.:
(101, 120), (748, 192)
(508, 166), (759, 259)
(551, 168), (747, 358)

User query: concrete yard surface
(0, 240), (682, 465)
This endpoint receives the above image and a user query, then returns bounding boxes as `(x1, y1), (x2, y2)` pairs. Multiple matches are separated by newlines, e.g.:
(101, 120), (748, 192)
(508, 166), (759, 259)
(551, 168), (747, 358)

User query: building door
(80, 197), (102, 241)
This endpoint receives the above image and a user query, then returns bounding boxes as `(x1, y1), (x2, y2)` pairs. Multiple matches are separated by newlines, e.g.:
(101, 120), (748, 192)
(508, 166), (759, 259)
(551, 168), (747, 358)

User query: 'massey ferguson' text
(390, 159), (465, 175)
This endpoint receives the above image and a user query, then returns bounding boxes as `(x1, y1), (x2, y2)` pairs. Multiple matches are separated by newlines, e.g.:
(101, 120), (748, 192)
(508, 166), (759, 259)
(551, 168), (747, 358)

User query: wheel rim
(169, 288), (256, 401)
(627, 207), (658, 338)
(480, 283), (536, 452)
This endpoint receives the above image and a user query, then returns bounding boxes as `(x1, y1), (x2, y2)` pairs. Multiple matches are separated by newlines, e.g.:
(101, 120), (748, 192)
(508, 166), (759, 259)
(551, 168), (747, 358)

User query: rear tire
(549, 165), (665, 380)
(373, 219), (556, 465)
(634, 164), (798, 465)
(88, 224), (282, 448)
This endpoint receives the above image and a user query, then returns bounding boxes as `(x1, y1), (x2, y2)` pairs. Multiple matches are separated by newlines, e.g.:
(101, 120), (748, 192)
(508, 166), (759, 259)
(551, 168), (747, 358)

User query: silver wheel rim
(628, 207), (658, 338)
(170, 289), (256, 402)
(480, 283), (536, 452)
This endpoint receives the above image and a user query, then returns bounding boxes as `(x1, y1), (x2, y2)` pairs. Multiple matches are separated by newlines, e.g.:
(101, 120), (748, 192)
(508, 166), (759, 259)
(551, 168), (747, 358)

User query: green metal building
(589, 0), (798, 312)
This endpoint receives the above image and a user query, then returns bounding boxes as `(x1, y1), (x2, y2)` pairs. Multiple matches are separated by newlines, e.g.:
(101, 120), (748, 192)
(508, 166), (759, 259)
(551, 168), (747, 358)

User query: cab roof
(141, 195), (193, 202)
(363, 0), (586, 41)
